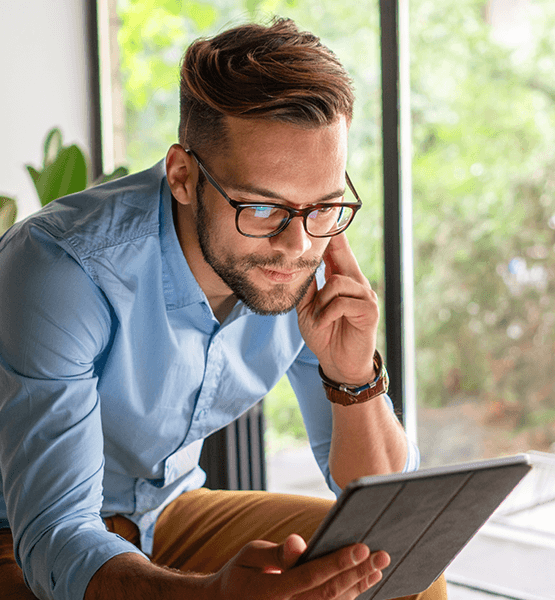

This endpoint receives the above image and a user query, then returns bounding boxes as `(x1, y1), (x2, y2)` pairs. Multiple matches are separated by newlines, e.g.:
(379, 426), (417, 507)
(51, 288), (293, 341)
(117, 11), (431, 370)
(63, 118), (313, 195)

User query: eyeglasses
(187, 148), (362, 239)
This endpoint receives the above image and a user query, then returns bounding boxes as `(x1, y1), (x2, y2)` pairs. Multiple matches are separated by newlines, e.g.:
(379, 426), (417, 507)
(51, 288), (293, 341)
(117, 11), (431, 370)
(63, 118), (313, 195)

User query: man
(0, 18), (446, 600)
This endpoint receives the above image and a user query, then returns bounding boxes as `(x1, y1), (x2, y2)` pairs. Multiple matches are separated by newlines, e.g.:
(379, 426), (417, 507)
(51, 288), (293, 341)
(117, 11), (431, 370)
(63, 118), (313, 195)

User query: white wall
(0, 1), (93, 221)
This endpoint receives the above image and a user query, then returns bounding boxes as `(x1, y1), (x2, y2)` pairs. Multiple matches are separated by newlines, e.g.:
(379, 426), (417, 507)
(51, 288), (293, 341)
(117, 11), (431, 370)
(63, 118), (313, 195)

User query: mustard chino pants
(0, 488), (447, 599)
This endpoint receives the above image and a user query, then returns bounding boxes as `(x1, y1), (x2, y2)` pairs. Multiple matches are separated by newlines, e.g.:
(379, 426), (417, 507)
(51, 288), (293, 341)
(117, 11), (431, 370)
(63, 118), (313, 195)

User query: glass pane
(116, 0), (383, 498)
(411, 0), (555, 468)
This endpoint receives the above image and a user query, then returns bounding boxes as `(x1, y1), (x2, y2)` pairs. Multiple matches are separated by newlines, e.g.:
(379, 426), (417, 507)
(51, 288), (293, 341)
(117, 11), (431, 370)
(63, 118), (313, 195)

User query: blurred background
(2, 1), (555, 597)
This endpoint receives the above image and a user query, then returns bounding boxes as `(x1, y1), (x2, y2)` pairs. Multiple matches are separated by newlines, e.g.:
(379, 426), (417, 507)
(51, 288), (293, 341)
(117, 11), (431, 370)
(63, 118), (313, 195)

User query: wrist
(319, 350), (389, 406)
(85, 554), (210, 600)
(319, 366), (377, 388)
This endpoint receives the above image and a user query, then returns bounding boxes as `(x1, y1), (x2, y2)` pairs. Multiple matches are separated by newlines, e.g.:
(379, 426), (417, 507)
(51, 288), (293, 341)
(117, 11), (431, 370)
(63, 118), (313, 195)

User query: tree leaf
(164, 0), (183, 16)
(246, 0), (263, 16)
(184, 2), (218, 30)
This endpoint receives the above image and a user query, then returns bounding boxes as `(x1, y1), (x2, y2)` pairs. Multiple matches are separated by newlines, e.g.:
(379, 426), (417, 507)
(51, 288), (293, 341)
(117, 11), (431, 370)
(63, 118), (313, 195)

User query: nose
(269, 215), (312, 258)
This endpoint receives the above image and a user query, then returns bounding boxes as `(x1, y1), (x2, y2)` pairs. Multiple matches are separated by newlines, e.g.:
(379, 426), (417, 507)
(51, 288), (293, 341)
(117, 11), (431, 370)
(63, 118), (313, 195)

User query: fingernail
(370, 553), (387, 571)
(352, 545), (369, 564)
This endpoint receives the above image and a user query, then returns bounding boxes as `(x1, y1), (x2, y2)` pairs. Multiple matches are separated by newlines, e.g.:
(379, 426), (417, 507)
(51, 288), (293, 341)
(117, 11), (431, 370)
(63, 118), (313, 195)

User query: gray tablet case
(298, 454), (532, 600)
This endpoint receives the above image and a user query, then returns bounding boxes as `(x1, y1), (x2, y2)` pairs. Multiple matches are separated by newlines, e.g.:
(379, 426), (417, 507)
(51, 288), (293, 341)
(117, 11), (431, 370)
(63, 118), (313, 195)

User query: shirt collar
(159, 168), (208, 310)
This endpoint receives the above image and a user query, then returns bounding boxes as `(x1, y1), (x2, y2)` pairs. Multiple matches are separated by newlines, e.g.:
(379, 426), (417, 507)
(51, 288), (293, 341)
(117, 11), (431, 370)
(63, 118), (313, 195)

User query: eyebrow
(226, 181), (347, 205)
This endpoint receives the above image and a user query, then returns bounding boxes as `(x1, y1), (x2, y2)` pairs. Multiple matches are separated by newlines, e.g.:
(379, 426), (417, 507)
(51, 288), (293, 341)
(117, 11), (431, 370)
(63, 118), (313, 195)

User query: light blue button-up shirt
(0, 161), (419, 600)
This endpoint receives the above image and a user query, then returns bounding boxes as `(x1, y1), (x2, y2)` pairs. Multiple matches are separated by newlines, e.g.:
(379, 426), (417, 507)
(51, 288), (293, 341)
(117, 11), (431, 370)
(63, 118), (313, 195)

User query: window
(410, 0), (555, 467)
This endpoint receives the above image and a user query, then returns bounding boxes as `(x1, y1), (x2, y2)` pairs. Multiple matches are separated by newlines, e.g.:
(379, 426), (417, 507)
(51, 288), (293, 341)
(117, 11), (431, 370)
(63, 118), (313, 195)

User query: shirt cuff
(403, 437), (421, 473)
(24, 528), (147, 600)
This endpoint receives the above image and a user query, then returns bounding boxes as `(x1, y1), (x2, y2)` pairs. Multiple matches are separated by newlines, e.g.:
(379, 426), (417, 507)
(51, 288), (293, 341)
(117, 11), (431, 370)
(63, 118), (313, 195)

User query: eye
(308, 205), (340, 219)
(252, 206), (274, 218)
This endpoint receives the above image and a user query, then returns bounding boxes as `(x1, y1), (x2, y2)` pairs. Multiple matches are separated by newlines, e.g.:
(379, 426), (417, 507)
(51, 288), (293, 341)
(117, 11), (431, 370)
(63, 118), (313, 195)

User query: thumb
(234, 539), (298, 574)
(235, 535), (307, 574)
(280, 534), (307, 570)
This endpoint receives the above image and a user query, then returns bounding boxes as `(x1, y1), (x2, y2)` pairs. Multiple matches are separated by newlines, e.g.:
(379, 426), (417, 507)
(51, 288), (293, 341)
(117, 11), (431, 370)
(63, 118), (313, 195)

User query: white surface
(0, 1), (93, 221)
(267, 443), (335, 499)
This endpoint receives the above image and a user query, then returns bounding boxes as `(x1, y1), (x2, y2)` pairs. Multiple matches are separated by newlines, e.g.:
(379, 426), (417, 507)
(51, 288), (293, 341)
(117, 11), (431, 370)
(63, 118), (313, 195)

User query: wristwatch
(318, 350), (389, 406)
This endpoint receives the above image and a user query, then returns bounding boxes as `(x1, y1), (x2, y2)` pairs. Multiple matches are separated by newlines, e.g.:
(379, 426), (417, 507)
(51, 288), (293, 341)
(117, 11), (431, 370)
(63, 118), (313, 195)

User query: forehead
(210, 115), (349, 204)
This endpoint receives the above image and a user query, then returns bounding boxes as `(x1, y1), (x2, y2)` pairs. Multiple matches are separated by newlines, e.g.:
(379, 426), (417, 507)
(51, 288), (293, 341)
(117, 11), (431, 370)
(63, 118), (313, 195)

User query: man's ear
(166, 144), (196, 206)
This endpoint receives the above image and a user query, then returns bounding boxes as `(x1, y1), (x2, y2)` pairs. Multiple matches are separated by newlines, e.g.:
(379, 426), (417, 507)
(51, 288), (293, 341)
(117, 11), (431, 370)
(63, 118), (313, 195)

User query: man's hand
(297, 233), (378, 386)
(85, 536), (390, 600)
(206, 534), (390, 600)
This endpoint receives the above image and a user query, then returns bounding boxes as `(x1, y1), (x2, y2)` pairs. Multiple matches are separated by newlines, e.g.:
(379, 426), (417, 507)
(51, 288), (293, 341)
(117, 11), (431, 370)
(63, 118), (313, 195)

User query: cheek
(315, 238), (331, 258)
(215, 222), (266, 259)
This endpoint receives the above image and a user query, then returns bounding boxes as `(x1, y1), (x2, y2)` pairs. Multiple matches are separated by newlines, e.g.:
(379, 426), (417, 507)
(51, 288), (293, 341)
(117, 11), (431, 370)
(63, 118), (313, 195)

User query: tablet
(297, 454), (532, 600)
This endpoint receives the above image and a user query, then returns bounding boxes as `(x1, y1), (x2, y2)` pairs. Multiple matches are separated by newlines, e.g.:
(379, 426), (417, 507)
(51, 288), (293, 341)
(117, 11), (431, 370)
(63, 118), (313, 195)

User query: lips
(259, 267), (301, 283)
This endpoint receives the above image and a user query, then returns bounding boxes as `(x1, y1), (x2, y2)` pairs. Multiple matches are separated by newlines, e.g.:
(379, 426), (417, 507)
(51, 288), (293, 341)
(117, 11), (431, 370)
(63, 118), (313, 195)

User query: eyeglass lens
(237, 204), (355, 237)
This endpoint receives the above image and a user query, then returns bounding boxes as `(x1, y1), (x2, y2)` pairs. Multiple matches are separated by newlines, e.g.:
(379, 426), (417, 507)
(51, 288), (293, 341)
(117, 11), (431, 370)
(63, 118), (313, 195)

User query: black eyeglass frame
(186, 148), (363, 239)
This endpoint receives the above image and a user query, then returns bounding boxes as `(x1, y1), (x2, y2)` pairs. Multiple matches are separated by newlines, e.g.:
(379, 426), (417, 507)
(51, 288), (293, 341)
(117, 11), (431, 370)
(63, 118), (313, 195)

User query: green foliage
(1, 128), (129, 236)
(409, 0), (555, 427)
(0, 197), (17, 235)
(264, 376), (307, 452)
(26, 128), (88, 207)
(25, 128), (130, 207)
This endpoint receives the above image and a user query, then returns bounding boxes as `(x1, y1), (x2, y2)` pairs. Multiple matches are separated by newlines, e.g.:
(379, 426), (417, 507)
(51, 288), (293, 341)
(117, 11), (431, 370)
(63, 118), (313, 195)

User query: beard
(195, 181), (322, 316)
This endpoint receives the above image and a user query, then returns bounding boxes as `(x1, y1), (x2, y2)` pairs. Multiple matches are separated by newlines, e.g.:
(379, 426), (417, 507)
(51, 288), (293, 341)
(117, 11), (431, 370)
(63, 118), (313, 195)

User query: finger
(234, 540), (284, 571)
(347, 564), (385, 598)
(311, 274), (375, 320)
(316, 296), (377, 332)
(304, 551), (390, 600)
(370, 550), (391, 571)
(280, 534), (307, 571)
(236, 536), (308, 575)
(274, 543), (370, 598)
(323, 233), (366, 284)
(292, 552), (386, 600)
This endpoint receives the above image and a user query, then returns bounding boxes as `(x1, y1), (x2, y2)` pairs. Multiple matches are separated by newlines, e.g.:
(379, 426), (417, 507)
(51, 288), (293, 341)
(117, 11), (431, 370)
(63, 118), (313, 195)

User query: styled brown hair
(178, 17), (354, 155)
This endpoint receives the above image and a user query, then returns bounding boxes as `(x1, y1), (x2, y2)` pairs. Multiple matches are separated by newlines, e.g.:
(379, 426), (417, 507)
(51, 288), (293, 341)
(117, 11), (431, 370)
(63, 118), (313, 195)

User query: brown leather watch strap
(318, 350), (389, 406)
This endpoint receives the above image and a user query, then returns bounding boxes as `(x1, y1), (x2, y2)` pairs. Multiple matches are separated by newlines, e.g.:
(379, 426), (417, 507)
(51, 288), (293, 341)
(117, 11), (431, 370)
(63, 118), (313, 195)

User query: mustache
(241, 254), (322, 271)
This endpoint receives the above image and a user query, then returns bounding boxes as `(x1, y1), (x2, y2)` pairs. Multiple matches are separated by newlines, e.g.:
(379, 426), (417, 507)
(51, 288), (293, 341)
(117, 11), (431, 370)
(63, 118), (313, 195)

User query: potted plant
(1, 127), (128, 236)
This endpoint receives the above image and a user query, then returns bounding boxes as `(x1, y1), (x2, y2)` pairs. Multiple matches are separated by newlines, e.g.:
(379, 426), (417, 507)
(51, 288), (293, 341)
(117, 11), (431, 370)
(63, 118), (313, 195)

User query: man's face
(190, 116), (349, 316)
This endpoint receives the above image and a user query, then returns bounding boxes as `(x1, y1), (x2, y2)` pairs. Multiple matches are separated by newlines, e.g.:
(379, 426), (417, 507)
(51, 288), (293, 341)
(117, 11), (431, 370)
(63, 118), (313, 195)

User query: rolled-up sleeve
(287, 343), (420, 497)
(0, 225), (145, 600)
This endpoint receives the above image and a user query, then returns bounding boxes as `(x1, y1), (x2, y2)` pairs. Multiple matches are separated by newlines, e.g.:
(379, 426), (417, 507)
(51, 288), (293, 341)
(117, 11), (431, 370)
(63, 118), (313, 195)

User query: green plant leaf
(30, 145), (88, 206)
(0, 196), (17, 235)
(43, 128), (63, 167)
(93, 166), (129, 186)
(26, 165), (41, 188)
